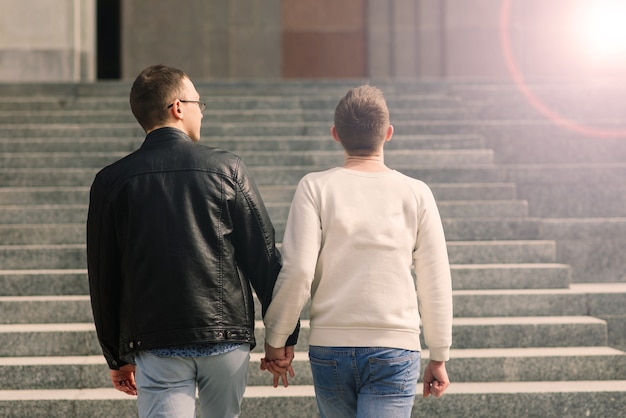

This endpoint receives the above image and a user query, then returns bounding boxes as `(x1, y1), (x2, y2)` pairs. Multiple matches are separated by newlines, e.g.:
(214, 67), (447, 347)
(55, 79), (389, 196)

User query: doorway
(97, 0), (121, 79)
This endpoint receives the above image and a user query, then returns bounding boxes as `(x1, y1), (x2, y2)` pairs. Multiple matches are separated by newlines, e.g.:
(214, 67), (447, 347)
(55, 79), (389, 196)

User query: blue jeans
(308, 346), (420, 418)
(134, 344), (250, 418)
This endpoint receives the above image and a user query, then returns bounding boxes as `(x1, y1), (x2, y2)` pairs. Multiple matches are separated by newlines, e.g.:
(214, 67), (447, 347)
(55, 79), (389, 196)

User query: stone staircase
(0, 80), (625, 417)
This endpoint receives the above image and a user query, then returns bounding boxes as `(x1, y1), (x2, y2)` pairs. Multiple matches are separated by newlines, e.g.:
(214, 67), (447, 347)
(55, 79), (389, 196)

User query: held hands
(110, 364), (137, 396)
(422, 360), (450, 398)
(260, 343), (295, 387)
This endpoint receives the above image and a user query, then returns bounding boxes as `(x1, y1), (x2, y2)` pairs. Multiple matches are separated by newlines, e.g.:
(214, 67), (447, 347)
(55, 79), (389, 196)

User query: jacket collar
(141, 127), (193, 149)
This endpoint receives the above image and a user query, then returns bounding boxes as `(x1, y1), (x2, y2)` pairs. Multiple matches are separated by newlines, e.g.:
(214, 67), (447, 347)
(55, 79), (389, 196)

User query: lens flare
(500, 0), (626, 139)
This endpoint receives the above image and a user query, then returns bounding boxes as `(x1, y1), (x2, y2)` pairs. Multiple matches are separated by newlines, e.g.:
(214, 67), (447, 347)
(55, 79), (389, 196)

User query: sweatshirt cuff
(264, 329), (290, 348)
(428, 347), (450, 362)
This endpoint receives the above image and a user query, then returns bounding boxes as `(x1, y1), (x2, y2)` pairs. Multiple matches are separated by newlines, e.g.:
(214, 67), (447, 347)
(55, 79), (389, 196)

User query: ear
(384, 124), (394, 142)
(331, 126), (341, 143)
(168, 100), (184, 121)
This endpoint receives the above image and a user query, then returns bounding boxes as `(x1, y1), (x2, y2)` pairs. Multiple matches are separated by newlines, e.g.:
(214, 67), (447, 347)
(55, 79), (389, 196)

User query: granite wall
(0, 0), (95, 82)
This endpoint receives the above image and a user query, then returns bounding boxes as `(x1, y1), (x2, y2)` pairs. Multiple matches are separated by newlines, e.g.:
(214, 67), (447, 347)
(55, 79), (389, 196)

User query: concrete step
(0, 323), (101, 356)
(569, 283), (626, 315)
(479, 123), (626, 164)
(0, 187), (90, 205)
(250, 317), (610, 350)
(0, 92), (461, 111)
(0, 224), (84, 245)
(0, 152), (126, 169)
(413, 380), (626, 418)
(2, 282), (621, 322)
(0, 149), (495, 169)
(303, 94), (465, 109)
(446, 346), (626, 382)
(3, 164), (624, 217)
(461, 82), (625, 110)
(0, 270), (88, 296)
(0, 168), (99, 187)
(0, 205), (87, 224)
(0, 200), (528, 225)
(0, 317), (608, 358)
(1, 346), (624, 391)
(0, 380), (625, 418)
(446, 240), (556, 264)
(505, 163), (626, 185)
(0, 134), (485, 152)
(537, 218), (626, 283)
(440, 200), (527, 218)
(467, 102), (626, 125)
(7, 284), (626, 324)
(453, 285), (626, 317)
(1, 288), (557, 324)
(305, 107), (470, 122)
(295, 182), (518, 202)
(0, 183), (518, 205)
(316, 182), (519, 202)
(0, 80), (452, 96)
(265, 200), (528, 223)
(0, 120), (478, 138)
(0, 241), (555, 295)
(441, 218), (543, 241)
(0, 200), (528, 227)
(0, 245), (85, 270)
(0, 137), (143, 153)
(501, 163), (626, 219)
(0, 106), (470, 124)
(252, 165), (508, 185)
(0, 296), (92, 324)
(0, 97), (131, 112)
(2, 81), (623, 112)
(0, 232), (554, 270)
(0, 111), (137, 124)
(518, 181), (626, 219)
(0, 123), (145, 138)
(450, 316), (608, 349)
(451, 263), (570, 289)
(0, 166), (508, 187)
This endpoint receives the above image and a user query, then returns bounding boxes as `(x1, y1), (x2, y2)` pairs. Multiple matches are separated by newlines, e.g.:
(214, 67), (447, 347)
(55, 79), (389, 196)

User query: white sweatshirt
(264, 167), (453, 361)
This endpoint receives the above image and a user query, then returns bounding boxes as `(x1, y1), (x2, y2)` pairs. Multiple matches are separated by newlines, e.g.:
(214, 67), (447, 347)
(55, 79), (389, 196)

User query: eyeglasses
(167, 100), (206, 112)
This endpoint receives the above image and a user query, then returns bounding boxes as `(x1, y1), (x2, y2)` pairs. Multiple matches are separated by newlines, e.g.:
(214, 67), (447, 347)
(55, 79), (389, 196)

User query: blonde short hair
(333, 85), (390, 156)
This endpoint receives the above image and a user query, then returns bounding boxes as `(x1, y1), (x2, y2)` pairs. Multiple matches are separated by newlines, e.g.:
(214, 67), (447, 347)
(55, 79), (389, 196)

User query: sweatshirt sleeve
(413, 183), (453, 362)
(264, 177), (321, 347)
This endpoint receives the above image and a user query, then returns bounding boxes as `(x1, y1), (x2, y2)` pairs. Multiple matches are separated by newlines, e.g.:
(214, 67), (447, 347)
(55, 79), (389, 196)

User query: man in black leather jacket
(87, 65), (298, 418)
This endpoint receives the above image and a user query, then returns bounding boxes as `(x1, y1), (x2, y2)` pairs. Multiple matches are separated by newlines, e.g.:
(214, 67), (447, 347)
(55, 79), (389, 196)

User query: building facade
(1, 0), (624, 82)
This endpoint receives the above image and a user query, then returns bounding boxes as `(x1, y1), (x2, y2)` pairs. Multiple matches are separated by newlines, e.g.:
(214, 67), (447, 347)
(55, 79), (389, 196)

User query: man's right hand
(110, 364), (137, 396)
(422, 360), (450, 398)
(260, 343), (295, 387)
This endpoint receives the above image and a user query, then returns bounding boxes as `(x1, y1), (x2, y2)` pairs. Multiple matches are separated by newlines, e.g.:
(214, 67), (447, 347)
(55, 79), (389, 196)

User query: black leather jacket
(87, 127), (298, 369)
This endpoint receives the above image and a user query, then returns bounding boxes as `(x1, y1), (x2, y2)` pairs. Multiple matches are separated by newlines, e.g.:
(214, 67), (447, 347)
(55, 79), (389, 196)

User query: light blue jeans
(308, 346), (420, 418)
(134, 344), (250, 418)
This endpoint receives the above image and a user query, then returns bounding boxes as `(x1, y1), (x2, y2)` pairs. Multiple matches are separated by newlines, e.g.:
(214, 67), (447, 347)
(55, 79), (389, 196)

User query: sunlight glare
(582, 0), (626, 57)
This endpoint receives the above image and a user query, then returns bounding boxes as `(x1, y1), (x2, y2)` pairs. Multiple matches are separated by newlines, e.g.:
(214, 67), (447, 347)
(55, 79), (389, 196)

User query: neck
(343, 153), (390, 172)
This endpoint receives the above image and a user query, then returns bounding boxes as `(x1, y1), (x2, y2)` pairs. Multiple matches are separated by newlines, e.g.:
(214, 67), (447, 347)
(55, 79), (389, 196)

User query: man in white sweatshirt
(262, 85), (453, 418)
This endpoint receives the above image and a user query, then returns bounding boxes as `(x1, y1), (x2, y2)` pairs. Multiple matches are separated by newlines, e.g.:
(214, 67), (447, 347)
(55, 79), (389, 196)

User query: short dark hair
(333, 85), (390, 156)
(129, 65), (188, 131)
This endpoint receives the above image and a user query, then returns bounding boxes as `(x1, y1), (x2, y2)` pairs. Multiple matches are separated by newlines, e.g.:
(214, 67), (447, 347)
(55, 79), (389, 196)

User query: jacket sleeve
(86, 175), (127, 369)
(230, 158), (300, 347)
